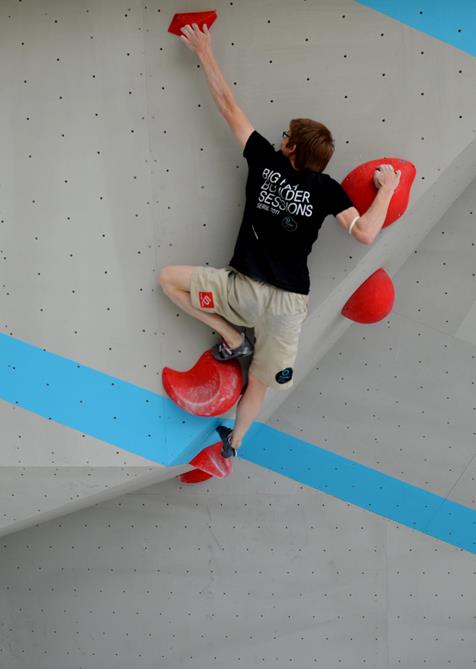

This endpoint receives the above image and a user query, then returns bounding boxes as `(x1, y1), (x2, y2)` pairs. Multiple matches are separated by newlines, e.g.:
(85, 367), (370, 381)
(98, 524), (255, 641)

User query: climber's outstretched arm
(180, 23), (254, 148)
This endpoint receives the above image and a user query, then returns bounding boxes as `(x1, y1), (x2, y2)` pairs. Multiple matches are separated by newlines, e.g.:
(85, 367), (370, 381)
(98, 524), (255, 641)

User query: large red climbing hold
(162, 350), (243, 416)
(341, 157), (416, 229)
(342, 268), (395, 323)
(168, 11), (218, 36)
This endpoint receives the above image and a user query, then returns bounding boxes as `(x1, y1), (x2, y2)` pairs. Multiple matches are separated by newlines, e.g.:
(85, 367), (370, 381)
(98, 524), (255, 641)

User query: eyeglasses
(282, 131), (290, 139)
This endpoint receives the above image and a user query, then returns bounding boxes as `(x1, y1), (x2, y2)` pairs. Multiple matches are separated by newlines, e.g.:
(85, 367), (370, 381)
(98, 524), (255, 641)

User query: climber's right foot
(216, 425), (237, 458)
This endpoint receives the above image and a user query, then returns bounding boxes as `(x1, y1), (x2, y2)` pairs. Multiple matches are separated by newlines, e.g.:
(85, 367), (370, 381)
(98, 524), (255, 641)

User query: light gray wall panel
(456, 299), (476, 346)
(445, 453), (476, 510)
(0, 389), (174, 538)
(272, 310), (476, 496)
(388, 188), (476, 336)
(387, 526), (476, 668)
(0, 461), (390, 669)
(1, 461), (475, 669)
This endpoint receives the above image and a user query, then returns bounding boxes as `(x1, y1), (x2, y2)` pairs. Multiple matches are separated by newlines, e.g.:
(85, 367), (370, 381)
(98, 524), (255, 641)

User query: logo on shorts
(282, 217), (298, 232)
(275, 367), (293, 384)
(199, 291), (214, 309)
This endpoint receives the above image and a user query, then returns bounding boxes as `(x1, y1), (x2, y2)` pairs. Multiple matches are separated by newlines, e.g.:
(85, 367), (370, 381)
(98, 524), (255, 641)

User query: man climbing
(159, 23), (401, 458)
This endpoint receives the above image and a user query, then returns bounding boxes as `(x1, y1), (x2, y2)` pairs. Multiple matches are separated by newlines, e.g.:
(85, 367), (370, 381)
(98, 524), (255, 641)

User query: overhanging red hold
(342, 268), (395, 323)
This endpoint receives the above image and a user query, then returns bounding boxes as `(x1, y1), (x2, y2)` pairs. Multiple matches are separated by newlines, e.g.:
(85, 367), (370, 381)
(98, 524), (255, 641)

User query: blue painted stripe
(240, 423), (476, 554)
(354, 0), (476, 58)
(0, 333), (215, 466)
(1, 332), (475, 553)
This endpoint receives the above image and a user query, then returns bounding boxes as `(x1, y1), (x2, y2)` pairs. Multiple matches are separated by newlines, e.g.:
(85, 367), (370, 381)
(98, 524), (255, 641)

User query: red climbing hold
(162, 350), (243, 416)
(190, 441), (233, 478)
(178, 469), (214, 485)
(341, 268), (395, 323)
(178, 441), (233, 484)
(168, 11), (218, 36)
(341, 157), (416, 229)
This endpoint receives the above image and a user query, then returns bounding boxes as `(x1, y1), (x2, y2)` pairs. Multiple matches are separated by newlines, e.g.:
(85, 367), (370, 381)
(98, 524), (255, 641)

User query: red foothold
(341, 157), (416, 229)
(342, 268), (395, 323)
(190, 441), (233, 479)
(178, 469), (214, 485)
(168, 11), (218, 36)
(177, 441), (233, 484)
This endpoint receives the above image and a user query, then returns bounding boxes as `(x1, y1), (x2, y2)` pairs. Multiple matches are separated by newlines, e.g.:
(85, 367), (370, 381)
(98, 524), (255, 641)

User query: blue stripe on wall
(0, 333), (215, 466)
(240, 423), (476, 554)
(1, 332), (475, 553)
(354, 0), (476, 58)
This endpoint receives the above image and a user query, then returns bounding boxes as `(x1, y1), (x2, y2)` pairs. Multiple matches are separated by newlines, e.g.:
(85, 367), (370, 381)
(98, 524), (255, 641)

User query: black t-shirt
(229, 130), (354, 294)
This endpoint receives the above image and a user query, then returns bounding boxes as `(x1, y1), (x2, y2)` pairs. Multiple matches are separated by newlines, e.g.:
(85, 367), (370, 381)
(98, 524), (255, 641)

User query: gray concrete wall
(2, 140), (475, 669)
(1, 0), (476, 536)
(1, 2), (476, 666)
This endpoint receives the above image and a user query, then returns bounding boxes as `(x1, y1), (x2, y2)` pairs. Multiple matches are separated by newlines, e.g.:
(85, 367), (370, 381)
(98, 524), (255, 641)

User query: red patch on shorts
(199, 291), (214, 309)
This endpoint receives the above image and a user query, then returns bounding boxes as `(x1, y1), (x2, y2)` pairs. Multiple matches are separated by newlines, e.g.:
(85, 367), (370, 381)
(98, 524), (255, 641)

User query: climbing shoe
(211, 331), (254, 362)
(216, 425), (237, 458)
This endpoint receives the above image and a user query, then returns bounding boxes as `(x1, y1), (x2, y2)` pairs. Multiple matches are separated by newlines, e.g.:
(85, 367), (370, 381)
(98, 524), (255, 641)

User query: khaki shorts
(190, 266), (309, 390)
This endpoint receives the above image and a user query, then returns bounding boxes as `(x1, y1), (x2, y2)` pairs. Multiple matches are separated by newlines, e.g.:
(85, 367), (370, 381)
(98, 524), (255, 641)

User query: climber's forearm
(198, 49), (237, 116)
(356, 187), (394, 244)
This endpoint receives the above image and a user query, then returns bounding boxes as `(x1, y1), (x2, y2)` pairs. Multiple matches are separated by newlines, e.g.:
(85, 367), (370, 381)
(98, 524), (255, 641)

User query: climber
(158, 23), (401, 458)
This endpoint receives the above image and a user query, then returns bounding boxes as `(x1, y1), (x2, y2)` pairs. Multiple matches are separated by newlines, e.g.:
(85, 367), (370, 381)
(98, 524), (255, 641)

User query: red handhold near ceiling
(168, 11), (218, 36)
(341, 157), (416, 229)
(342, 268), (395, 323)
(162, 350), (243, 416)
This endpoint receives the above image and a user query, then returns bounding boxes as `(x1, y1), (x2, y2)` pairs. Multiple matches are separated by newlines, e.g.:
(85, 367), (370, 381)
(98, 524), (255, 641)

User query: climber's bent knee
(158, 265), (196, 293)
